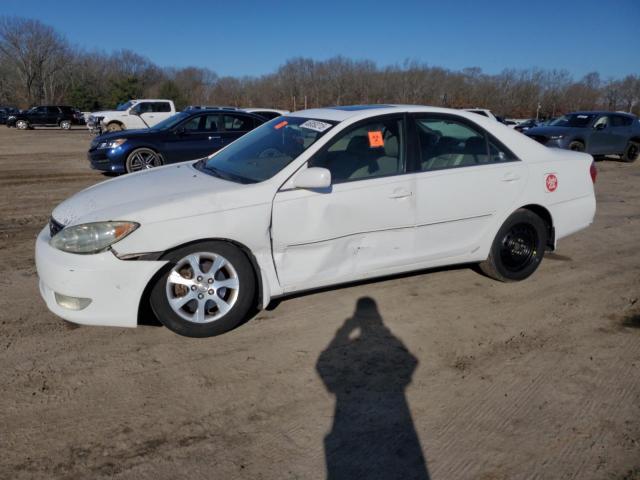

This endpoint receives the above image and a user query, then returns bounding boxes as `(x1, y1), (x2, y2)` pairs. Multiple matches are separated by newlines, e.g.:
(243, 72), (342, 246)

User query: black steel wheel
(480, 209), (547, 282)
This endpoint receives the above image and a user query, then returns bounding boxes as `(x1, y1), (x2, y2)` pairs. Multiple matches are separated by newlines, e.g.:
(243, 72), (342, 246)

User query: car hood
(525, 126), (578, 137)
(52, 163), (264, 226)
(93, 129), (156, 143)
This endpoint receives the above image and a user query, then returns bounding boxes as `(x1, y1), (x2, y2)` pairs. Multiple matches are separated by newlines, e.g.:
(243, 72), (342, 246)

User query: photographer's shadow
(316, 297), (430, 480)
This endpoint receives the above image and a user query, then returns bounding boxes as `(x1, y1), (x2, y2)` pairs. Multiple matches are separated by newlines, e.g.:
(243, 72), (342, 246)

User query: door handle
(208, 136), (222, 141)
(388, 188), (412, 199)
(502, 172), (520, 182)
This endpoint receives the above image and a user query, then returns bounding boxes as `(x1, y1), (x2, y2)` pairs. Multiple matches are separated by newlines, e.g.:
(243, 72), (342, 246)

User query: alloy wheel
(127, 149), (162, 172)
(165, 252), (240, 324)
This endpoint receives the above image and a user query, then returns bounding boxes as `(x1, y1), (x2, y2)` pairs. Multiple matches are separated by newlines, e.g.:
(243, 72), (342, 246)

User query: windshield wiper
(194, 160), (255, 184)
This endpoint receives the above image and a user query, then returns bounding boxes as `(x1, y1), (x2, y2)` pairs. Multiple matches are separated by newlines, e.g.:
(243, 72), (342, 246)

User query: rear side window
(414, 116), (516, 171)
(46, 107), (60, 114)
(223, 114), (253, 131)
(152, 102), (172, 113)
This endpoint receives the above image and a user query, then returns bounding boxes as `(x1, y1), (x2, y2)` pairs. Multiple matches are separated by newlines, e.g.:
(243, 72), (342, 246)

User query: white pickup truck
(87, 99), (176, 133)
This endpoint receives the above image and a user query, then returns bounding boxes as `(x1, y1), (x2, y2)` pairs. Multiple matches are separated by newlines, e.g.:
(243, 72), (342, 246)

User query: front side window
(309, 117), (405, 183)
(415, 117), (515, 171)
(195, 116), (335, 183)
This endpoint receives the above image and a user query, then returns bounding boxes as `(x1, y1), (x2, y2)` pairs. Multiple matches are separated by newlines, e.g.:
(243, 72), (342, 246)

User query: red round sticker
(546, 174), (558, 192)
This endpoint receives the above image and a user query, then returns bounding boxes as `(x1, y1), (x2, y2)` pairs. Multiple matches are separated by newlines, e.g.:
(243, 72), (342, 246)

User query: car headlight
(49, 221), (139, 254)
(549, 135), (564, 140)
(97, 138), (127, 149)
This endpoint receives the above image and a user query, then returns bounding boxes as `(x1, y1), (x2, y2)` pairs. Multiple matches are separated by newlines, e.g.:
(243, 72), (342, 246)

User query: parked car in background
(87, 99), (176, 134)
(243, 108), (289, 120)
(39, 105), (597, 337)
(6, 106), (84, 130)
(514, 119), (540, 133)
(0, 106), (19, 125)
(185, 106), (289, 121)
(88, 108), (265, 174)
(525, 111), (640, 162)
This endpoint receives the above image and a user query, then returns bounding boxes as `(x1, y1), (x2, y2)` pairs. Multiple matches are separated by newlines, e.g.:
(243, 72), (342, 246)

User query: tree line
(1, 16), (639, 118)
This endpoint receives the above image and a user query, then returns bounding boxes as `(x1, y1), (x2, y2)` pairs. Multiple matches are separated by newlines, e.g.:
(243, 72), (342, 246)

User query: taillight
(590, 161), (597, 183)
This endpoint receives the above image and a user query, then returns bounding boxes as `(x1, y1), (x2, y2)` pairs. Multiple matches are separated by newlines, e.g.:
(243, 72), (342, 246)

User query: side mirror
(595, 123), (606, 130)
(130, 109), (140, 116)
(293, 167), (331, 189)
(174, 126), (185, 135)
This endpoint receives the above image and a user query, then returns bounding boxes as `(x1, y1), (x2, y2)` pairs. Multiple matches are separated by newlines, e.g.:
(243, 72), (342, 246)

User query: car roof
(288, 104), (484, 123)
(570, 111), (636, 117)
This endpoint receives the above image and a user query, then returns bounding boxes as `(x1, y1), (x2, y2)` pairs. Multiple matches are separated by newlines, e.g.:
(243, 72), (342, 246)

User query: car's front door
(271, 115), (416, 291)
(163, 113), (224, 162)
(409, 114), (526, 261)
(46, 106), (61, 125)
(30, 106), (48, 125)
(589, 115), (617, 154)
(609, 115), (634, 153)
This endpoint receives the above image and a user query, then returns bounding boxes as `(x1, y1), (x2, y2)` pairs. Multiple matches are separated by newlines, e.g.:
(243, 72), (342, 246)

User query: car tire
(149, 241), (256, 338)
(15, 119), (29, 130)
(125, 148), (164, 173)
(106, 122), (123, 132)
(479, 209), (547, 282)
(60, 120), (71, 130)
(622, 141), (639, 163)
(568, 140), (585, 152)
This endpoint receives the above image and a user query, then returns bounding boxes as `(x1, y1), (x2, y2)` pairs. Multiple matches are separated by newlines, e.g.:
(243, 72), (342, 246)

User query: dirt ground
(0, 126), (639, 480)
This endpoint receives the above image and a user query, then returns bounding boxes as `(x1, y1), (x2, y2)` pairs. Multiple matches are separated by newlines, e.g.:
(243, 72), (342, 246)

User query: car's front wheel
(125, 148), (163, 173)
(149, 241), (256, 337)
(568, 140), (585, 152)
(60, 120), (71, 130)
(15, 119), (29, 130)
(480, 209), (547, 282)
(622, 141), (639, 163)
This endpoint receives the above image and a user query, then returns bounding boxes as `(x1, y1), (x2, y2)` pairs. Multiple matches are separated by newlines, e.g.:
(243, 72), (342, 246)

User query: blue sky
(1, 0), (638, 79)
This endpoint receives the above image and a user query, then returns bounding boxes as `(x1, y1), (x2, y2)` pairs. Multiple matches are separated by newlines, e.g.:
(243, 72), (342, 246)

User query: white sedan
(36, 105), (597, 337)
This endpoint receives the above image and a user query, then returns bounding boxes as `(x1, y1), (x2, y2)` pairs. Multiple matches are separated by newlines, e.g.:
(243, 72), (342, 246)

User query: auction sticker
(299, 120), (332, 132)
(545, 173), (558, 192)
(274, 120), (288, 130)
(368, 131), (384, 148)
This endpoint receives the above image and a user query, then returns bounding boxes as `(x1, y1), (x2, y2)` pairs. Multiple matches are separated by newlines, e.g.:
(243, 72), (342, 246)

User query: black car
(7, 105), (85, 130)
(0, 106), (19, 125)
(88, 109), (266, 174)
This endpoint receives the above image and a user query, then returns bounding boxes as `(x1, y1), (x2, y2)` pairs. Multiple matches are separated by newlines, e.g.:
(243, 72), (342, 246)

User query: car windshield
(150, 111), (191, 131)
(550, 114), (596, 128)
(116, 101), (135, 111)
(195, 116), (336, 184)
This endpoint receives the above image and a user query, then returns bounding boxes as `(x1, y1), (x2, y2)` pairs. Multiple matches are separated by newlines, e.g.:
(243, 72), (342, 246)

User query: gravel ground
(0, 126), (639, 480)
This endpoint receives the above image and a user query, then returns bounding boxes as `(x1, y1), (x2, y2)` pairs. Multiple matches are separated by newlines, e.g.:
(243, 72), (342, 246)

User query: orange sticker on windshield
(368, 131), (384, 148)
(274, 120), (288, 130)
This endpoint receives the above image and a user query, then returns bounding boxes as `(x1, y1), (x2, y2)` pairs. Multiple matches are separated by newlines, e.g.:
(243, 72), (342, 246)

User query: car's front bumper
(35, 227), (166, 328)
(87, 147), (127, 173)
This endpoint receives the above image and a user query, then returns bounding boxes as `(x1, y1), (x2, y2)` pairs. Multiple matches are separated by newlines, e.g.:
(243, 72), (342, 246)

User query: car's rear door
(271, 114), (416, 291)
(409, 113), (526, 261)
(219, 114), (260, 147)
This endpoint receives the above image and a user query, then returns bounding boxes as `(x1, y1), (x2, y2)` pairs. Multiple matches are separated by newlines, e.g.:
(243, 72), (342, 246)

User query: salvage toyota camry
(36, 105), (597, 337)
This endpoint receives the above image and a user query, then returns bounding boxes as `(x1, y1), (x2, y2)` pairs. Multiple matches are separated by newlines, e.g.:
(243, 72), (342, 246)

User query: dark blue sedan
(88, 109), (266, 174)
